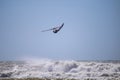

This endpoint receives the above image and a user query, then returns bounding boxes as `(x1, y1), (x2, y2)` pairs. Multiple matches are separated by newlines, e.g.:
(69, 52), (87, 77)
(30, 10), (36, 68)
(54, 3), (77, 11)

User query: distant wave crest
(0, 60), (120, 79)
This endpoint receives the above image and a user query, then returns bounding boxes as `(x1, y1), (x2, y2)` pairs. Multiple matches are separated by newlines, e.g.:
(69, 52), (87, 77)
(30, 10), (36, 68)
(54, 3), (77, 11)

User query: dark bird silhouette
(41, 23), (64, 33)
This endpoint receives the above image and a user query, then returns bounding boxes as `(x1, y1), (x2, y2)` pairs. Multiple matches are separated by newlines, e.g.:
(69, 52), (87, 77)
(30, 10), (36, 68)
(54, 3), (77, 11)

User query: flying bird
(41, 23), (64, 33)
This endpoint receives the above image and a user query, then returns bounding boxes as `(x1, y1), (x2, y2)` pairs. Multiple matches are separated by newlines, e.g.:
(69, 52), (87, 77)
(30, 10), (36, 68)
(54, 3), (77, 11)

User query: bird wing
(58, 23), (64, 31)
(41, 23), (64, 32)
(41, 28), (53, 32)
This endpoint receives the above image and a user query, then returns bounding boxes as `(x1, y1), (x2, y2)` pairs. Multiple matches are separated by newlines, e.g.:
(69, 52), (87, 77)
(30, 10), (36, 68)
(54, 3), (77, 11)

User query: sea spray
(0, 60), (120, 80)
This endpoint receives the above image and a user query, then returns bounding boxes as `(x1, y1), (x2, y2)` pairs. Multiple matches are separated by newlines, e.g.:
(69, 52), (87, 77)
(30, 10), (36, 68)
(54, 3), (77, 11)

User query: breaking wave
(0, 59), (120, 79)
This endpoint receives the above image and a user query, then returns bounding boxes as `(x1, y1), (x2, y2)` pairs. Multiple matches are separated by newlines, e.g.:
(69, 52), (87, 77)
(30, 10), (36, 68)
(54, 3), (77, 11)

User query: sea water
(0, 59), (120, 80)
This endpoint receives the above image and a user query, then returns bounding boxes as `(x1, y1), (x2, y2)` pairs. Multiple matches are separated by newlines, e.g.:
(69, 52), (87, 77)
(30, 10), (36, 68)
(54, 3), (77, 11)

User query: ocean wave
(0, 60), (120, 79)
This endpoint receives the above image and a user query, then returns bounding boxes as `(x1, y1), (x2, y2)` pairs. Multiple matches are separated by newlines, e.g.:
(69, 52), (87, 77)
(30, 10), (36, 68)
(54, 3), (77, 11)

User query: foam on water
(0, 59), (120, 80)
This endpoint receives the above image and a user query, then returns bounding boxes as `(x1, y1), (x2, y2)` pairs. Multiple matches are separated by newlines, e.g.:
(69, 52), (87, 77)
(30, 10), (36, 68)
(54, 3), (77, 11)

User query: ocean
(0, 60), (120, 80)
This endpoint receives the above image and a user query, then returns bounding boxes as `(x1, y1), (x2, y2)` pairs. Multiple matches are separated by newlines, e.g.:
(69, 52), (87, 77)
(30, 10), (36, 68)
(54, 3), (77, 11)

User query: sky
(0, 0), (120, 60)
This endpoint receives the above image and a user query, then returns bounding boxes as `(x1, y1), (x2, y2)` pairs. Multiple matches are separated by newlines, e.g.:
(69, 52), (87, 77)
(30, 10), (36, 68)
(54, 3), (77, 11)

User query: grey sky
(0, 0), (120, 60)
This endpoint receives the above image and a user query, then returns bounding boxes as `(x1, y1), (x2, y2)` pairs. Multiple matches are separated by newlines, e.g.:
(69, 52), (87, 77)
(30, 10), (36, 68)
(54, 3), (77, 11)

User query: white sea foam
(0, 59), (120, 80)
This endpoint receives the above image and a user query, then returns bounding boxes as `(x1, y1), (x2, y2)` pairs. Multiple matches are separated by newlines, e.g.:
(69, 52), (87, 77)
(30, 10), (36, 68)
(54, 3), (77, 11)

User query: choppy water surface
(0, 60), (120, 80)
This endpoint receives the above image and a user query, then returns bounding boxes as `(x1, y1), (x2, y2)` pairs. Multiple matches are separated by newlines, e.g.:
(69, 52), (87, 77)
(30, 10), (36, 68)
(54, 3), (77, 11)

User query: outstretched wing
(58, 23), (64, 31)
(41, 23), (64, 33)
(41, 28), (53, 32)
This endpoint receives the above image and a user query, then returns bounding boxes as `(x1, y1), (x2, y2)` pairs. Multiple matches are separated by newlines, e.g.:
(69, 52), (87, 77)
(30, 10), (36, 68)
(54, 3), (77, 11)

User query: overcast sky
(0, 0), (120, 60)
